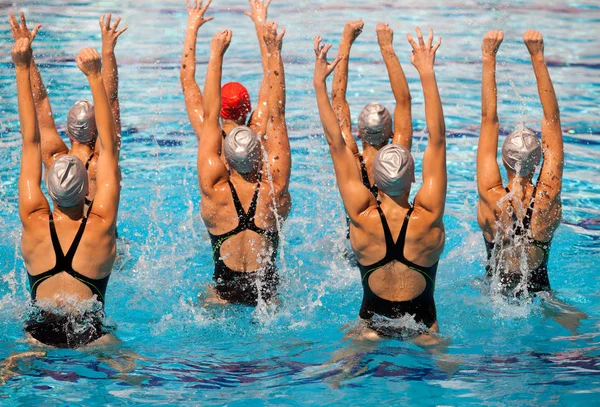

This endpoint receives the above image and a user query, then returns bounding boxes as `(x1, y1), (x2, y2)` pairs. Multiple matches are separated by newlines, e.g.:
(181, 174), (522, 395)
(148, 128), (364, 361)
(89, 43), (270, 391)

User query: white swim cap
(502, 126), (542, 177)
(358, 102), (393, 146)
(224, 126), (262, 174)
(373, 144), (415, 196)
(66, 100), (97, 144)
(46, 155), (89, 208)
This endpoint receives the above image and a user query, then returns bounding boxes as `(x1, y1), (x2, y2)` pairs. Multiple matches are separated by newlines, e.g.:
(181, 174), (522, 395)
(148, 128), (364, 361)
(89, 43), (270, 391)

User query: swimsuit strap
(246, 172), (263, 222)
(64, 215), (89, 265)
(48, 213), (66, 266)
(228, 181), (247, 220)
(375, 206), (396, 259)
(85, 152), (95, 170)
(394, 206), (415, 260)
(523, 185), (537, 232)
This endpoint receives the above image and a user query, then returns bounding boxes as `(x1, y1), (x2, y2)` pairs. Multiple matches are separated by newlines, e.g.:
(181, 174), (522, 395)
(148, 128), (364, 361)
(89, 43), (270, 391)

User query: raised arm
(99, 13), (128, 151)
(11, 21), (48, 222)
(261, 22), (291, 196)
(525, 30), (563, 208)
(331, 20), (363, 156)
(10, 13), (67, 169)
(477, 30), (504, 204)
(198, 30), (231, 197)
(246, 0), (271, 134)
(313, 37), (374, 220)
(376, 23), (413, 150)
(409, 28), (446, 222)
(180, 0), (214, 137)
(77, 49), (119, 226)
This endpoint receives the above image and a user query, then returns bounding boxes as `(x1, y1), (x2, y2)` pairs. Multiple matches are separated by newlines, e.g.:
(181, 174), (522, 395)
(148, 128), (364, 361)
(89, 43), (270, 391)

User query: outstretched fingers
(277, 26), (285, 42)
(416, 27), (425, 47)
(19, 11), (27, 27)
(426, 28), (433, 47)
(30, 24), (41, 43)
(407, 32), (418, 50)
(313, 36), (323, 56)
(202, 0), (212, 12)
(9, 12), (18, 31)
(432, 36), (442, 52)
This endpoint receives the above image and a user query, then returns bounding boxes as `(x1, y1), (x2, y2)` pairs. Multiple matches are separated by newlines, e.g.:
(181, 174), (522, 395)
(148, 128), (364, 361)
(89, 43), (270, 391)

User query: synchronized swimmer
(10, 0), (567, 349)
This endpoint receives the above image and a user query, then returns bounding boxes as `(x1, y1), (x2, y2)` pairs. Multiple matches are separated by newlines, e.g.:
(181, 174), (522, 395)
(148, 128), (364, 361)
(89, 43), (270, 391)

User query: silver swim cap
(66, 100), (97, 144)
(46, 155), (89, 208)
(373, 144), (415, 197)
(502, 127), (542, 177)
(224, 126), (262, 174)
(358, 102), (393, 146)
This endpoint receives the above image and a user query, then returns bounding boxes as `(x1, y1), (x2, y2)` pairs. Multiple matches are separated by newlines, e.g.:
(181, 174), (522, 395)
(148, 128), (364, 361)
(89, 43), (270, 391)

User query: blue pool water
(1, 0), (599, 405)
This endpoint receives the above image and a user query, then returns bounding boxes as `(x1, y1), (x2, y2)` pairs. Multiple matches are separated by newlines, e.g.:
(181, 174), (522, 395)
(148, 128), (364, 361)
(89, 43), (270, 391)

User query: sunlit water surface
(1, 0), (599, 405)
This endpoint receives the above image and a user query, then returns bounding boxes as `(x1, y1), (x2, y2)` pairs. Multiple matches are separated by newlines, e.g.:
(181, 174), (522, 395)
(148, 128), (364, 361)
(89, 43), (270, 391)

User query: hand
(11, 38), (36, 68)
(523, 30), (544, 57)
(210, 29), (232, 56)
(407, 27), (441, 74)
(245, 0), (271, 26)
(376, 23), (393, 50)
(313, 36), (342, 85)
(342, 19), (364, 44)
(262, 21), (285, 53)
(9, 12), (41, 43)
(187, 0), (214, 31)
(99, 14), (128, 50)
(482, 30), (503, 57)
(76, 48), (102, 77)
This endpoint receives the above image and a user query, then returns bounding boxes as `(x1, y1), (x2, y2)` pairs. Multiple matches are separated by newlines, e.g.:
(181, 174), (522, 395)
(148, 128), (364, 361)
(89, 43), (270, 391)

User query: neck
(507, 172), (533, 194)
(70, 141), (94, 155)
(54, 203), (84, 220)
(230, 169), (260, 184)
(361, 140), (386, 153)
(223, 118), (245, 134)
(379, 190), (411, 208)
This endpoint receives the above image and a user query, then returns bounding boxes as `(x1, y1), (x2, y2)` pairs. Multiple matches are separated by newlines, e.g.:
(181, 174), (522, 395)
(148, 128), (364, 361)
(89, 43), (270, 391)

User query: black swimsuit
(484, 186), (551, 292)
(25, 212), (112, 348)
(358, 206), (438, 331)
(208, 175), (279, 305)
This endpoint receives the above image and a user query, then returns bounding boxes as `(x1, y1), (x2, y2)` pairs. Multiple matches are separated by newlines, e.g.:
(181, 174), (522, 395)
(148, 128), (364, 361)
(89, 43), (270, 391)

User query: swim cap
(221, 82), (252, 123)
(224, 126), (261, 174)
(502, 127), (542, 177)
(373, 144), (415, 197)
(66, 100), (97, 144)
(358, 103), (393, 146)
(46, 155), (89, 208)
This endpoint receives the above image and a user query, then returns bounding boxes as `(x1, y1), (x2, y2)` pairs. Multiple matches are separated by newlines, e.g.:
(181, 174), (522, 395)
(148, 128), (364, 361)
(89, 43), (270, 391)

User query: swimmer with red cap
(181, 0), (272, 143)
(196, 21), (291, 306)
(14, 12), (126, 202)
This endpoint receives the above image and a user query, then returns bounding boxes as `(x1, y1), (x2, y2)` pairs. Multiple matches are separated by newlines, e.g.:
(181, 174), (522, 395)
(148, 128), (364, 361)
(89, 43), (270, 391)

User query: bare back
(351, 201), (444, 302)
(21, 210), (115, 304)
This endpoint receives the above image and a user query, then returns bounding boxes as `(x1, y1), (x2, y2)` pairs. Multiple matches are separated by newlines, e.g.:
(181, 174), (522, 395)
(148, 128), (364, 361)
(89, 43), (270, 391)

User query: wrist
(313, 79), (327, 90)
(482, 53), (497, 61)
(15, 64), (31, 72)
(379, 44), (394, 54)
(418, 68), (435, 79)
(86, 72), (103, 81)
(530, 53), (545, 63)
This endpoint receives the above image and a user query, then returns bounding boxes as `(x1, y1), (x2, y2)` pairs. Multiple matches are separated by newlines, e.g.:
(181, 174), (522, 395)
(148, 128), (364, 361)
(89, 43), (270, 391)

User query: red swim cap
(221, 82), (252, 123)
